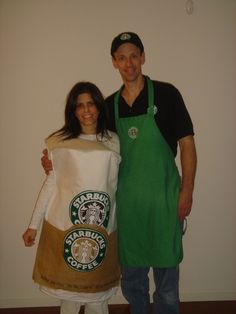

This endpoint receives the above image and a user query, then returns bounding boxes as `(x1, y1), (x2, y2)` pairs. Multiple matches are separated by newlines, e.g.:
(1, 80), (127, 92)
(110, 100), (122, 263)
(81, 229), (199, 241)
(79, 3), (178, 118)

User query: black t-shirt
(105, 76), (194, 157)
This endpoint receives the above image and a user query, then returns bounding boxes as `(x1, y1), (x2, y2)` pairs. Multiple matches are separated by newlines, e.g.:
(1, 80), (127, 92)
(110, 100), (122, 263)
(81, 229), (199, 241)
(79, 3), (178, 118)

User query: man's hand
(178, 188), (193, 223)
(178, 135), (197, 222)
(22, 228), (37, 247)
(41, 149), (52, 175)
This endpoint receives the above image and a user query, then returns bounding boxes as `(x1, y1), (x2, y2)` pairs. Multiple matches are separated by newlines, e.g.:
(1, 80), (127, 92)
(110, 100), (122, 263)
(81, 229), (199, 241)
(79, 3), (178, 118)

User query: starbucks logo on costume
(64, 228), (107, 272)
(70, 190), (110, 227)
(128, 126), (139, 139)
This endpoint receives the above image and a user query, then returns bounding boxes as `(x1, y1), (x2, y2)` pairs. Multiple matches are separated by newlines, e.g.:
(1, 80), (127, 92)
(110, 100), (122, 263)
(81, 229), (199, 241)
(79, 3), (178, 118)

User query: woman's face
(75, 93), (99, 134)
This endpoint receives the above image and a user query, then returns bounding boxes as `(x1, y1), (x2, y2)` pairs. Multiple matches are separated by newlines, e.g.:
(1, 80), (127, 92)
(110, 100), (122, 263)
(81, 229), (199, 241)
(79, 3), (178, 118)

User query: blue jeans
(121, 266), (180, 314)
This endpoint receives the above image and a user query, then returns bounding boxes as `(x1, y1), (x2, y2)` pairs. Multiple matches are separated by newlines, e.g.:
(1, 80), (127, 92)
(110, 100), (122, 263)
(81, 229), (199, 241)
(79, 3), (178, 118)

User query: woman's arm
(22, 168), (56, 246)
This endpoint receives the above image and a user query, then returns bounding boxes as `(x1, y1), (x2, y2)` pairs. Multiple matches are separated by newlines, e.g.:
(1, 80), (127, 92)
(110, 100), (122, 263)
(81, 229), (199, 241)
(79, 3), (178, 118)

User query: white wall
(0, 0), (236, 308)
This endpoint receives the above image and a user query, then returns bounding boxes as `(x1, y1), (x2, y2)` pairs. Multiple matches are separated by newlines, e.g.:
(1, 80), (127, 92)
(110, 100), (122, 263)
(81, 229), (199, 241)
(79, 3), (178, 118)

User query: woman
(23, 82), (121, 314)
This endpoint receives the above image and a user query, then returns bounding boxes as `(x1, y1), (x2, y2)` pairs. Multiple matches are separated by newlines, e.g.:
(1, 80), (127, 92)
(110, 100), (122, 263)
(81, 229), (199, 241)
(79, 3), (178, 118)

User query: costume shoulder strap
(45, 135), (109, 152)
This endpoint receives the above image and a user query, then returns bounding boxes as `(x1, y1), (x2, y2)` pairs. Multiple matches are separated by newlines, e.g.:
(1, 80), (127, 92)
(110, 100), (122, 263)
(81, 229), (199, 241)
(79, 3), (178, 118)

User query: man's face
(112, 43), (145, 83)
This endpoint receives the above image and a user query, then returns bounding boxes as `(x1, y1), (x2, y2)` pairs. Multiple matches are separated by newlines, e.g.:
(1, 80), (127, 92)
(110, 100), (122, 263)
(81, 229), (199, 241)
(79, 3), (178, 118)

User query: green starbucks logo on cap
(120, 33), (131, 40)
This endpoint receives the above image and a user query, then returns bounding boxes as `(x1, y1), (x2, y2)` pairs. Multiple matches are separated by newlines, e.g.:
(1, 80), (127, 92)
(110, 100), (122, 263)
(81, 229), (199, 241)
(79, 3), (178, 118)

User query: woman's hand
(22, 228), (37, 246)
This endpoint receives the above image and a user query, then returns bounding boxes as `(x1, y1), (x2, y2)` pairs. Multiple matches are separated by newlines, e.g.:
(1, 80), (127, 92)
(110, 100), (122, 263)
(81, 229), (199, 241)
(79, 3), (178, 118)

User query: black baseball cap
(110, 32), (144, 56)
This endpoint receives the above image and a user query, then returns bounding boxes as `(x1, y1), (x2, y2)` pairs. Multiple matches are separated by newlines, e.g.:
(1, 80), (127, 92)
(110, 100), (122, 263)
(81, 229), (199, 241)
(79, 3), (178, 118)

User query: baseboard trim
(1, 292), (236, 308)
(0, 304), (129, 314)
(0, 301), (236, 314)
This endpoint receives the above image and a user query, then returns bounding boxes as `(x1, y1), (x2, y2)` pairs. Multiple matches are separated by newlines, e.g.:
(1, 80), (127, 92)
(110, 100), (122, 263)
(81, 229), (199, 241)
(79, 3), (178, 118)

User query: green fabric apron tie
(114, 77), (183, 267)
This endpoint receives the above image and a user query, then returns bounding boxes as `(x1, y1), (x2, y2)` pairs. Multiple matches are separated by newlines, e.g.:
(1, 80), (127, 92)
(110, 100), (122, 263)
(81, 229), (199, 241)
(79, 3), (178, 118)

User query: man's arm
(41, 149), (52, 175)
(178, 135), (197, 222)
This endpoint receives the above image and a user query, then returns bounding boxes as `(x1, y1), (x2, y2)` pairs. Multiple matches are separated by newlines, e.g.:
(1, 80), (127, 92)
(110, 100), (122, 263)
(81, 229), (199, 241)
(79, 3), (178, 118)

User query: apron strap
(114, 76), (155, 121)
(147, 77), (156, 116)
(114, 88), (121, 122)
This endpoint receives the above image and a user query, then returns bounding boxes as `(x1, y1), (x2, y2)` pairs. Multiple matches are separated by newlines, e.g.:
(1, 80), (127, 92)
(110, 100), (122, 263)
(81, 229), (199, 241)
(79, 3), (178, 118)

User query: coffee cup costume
(29, 132), (121, 302)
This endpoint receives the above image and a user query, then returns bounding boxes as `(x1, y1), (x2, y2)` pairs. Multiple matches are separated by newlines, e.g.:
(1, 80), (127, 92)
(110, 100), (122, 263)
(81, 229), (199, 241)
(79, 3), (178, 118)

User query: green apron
(114, 77), (183, 267)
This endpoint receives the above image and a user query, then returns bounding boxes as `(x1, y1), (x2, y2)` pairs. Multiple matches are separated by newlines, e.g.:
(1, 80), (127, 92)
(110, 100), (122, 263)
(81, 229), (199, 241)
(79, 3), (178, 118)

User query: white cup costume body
(29, 133), (121, 313)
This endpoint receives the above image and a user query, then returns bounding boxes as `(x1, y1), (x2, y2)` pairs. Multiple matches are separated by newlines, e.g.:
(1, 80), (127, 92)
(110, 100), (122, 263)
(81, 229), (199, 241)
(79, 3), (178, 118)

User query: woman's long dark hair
(48, 81), (110, 140)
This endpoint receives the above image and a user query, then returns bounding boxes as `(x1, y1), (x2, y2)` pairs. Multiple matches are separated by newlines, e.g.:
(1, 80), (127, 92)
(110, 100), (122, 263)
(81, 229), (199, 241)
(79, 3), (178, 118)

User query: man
(42, 32), (197, 314)
(106, 32), (196, 314)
